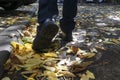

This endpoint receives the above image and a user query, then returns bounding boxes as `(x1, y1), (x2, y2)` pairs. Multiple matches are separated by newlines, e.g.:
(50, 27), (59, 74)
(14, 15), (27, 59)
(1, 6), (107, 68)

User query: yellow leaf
(27, 78), (35, 80)
(95, 46), (105, 50)
(81, 74), (89, 80)
(66, 49), (73, 54)
(56, 65), (68, 71)
(11, 41), (23, 49)
(43, 71), (58, 80)
(57, 71), (76, 77)
(86, 70), (95, 79)
(84, 53), (96, 58)
(44, 52), (58, 57)
(32, 54), (41, 58)
(48, 77), (58, 80)
(1, 77), (10, 80)
(24, 43), (32, 51)
(111, 39), (120, 44)
(43, 66), (56, 72)
(18, 58), (42, 70)
(29, 73), (37, 79)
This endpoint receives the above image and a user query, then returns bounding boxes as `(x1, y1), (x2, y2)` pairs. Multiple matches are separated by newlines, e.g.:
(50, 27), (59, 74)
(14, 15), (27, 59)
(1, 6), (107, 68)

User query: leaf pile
(2, 21), (97, 80)
(4, 41), (96, 80)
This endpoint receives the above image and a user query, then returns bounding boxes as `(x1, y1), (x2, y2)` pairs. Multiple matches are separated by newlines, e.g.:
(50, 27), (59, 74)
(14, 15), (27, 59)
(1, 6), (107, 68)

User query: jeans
(38, 0), (78, 32)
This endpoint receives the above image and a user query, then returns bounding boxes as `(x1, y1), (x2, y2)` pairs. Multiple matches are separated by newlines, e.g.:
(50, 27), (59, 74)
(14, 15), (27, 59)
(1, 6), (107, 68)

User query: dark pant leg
(38, 0), (58, 23)
(60, 0), (78, 33)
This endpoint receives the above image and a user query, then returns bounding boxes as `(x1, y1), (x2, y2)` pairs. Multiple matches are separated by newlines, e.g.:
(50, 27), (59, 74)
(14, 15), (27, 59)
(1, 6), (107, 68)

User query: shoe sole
(39, 21), (59, 41)
(32, 21), (59, 52)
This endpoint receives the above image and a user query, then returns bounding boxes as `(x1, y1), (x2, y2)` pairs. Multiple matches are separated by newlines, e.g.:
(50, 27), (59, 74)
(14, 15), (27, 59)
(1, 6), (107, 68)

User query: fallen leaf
(27, 73), (37, 80)
(111, 39), (120, 44)
(81, 74), (89, 80)
(57, 71), (76, 77)
(69, 61), (93, 72)
(86, 70), (95, 79)
(77, 53), (95, 59)
(43, 66), (56, 72)
(27, 78), (35, 80)
(1, 77), (11, 80)
(43, 71), (59, 80)
(44, 52), (58, 57)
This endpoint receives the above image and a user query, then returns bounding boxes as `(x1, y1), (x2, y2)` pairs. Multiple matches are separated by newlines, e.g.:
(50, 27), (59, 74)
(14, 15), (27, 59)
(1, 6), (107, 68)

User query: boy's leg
(60, 0), (78, 42)
(32, 0), (59, 52)
(38, 0), (58, 23)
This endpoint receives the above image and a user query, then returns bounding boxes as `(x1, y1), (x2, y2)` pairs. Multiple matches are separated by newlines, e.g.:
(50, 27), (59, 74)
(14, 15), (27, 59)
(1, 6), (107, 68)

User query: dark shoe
(57, 31), (73, 47)
(59, 31), (73, 42)
(62, 32), (73, 42)
(32, 20), (59, 53)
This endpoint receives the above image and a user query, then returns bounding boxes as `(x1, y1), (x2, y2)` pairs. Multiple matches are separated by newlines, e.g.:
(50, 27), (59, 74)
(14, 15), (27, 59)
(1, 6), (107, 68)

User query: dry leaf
(85, 53), (95, 58)
(81, 74), (89, 80)
(78, 53), (95, 59)
(18, 58), (42, 70)
(32, 54), (41, 58)
(1, 77), (11, 80)
(27, 73), (37, 80)
(43, 71), (59, 80)
(67, 46), (80, 54)
(56, 65), (68, 71)
(22, 37), (34, 43)
(86, 70), (95, 79)
(24, 43), (32, 50)
(11, 41), (23, 49)
(70, 61), (93, 72)
(44, 52), (58, 57)
(95, 46), (105, 50)
(43, 66), (56, 72)
(23, 31), (32, 37)
(111, 39), (120, 44)
(57, 71), (76, 77)
(27, 78), (35, 80)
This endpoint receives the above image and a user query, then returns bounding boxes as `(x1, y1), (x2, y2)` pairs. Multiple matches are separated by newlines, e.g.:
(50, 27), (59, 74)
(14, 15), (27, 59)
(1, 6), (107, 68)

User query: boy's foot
(56, 31), (73, 47)
(32, 19), (59, 53)
(58, 31), (73, 42)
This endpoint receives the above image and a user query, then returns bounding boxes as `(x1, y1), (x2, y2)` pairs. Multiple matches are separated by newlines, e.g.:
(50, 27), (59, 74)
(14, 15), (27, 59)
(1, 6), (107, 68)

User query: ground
(0, 3), (120, 80)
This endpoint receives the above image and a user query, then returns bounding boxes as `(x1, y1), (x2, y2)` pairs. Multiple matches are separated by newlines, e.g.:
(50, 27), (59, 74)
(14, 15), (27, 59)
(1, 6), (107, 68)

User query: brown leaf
(69, 61), (93, 72)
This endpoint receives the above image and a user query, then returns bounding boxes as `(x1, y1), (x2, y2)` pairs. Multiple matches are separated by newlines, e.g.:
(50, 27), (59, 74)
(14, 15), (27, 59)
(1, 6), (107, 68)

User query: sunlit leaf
(43, 71), (59, 80)
(22, 37), (34, 43)
(57, 71), (76, 77)
(78, 53), (95, 59)
(81, 74), (89, 80)
(27, 78), (35, 80)
(32, 54), (41, 58)
(67, 46), (80, 54)
(18, 58), (42, 70)
(24, 43), (33, 51)
(11, 41), (23, 49)
(43, 52), (58, 57)
(111, 39), (120, 45)
(1, 77), (11, 80)
(56, 65), (68, 71)
(27, 73), (36, 80)
(23, 31), (32, 37)
(69, 61), (93, 72)
(86, 70), (95, 79)
(43, 66), (56, 72)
